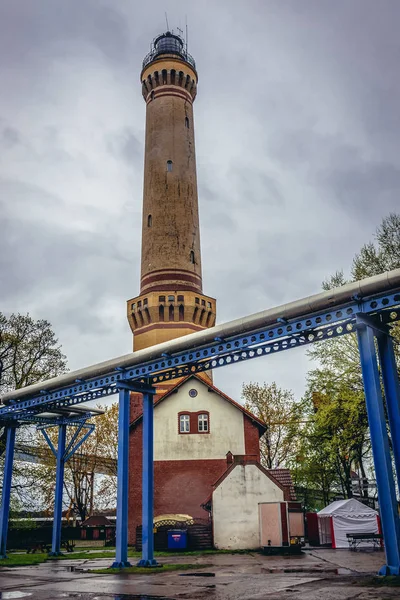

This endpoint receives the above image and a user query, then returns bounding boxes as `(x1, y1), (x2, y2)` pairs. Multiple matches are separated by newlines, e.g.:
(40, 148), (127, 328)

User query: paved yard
(0, 548), (398, 600)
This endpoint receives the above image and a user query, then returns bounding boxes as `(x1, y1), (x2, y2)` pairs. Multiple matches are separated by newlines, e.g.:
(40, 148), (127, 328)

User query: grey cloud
(106, 128), (143, 163)
(2, 126), (20, 148)
(0, 1), (131, 68)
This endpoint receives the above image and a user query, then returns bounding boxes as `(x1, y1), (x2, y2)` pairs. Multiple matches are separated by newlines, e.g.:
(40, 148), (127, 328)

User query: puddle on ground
(261, 567), (353, 575)
(0, 593), (33, 599)
(179, 572), (215, 577)
(93, 596), (174, 600)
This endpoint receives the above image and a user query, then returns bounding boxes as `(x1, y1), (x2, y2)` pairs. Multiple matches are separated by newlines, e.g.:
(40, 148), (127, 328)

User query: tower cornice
(141, 57), (197, 102)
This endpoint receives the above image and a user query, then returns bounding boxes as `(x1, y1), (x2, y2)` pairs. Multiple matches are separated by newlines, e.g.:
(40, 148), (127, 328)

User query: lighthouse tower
(127, 32), (216, 354)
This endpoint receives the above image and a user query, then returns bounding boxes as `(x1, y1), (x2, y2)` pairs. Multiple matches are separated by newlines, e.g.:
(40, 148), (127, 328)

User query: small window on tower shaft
(147, 214), (152, 227)
(167, 160), (173, 172)
(185, 116), (190, 128)
(190, 250), (195, 264)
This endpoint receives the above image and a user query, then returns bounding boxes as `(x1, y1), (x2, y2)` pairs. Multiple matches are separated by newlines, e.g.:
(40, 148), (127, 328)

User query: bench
(26, 541), (51, 554)
(346, 532), (383, 551)
(61, 539), (75, 553)
(26, 539), (75, 554)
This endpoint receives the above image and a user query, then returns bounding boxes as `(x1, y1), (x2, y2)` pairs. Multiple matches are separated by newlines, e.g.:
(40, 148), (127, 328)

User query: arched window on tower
(169, 305), (175, 321)
(159, 305), (164, 322)
(147, 214), (152, 227)
(185, 116), (190, 129)
(162, 69), (167, 84)
(167, 160), (173, 172)
(179, 304), (184, 321)
(150, 90), (155, 101)
(190, 250), (195, 264)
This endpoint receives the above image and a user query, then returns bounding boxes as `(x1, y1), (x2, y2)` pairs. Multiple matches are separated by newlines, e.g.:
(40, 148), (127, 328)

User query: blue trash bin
(167, 529), (188, 550)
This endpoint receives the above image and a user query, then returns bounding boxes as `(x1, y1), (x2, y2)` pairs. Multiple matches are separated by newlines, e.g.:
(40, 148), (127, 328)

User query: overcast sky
(1, 0), (399, 403)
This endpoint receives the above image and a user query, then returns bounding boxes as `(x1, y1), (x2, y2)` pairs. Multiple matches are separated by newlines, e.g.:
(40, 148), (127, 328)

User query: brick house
(128, 374), (294, 545)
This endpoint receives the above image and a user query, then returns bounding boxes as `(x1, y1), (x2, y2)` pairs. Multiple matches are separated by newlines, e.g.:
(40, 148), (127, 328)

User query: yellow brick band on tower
(127, 32), (216, 361)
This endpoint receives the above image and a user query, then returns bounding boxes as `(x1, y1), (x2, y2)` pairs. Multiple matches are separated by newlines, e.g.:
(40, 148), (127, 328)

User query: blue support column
(377, 333), (400, 487)
(112, 387), (131, 568)
(0, 425), (17, 558)
(137, 391), (159, 567)
(357, 322), (400, 575)
(50, 423), (66, 556)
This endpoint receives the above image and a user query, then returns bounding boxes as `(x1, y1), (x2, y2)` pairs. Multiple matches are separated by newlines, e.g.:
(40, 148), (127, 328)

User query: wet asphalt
(0, 548), (397, 600)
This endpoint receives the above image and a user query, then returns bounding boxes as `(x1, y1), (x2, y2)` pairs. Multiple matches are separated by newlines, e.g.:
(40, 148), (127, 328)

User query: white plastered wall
(212, 464), (284, 549)
(153, 378), (246, 461)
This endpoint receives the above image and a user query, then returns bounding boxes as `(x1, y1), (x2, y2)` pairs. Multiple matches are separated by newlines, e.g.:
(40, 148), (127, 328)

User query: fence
(136, 519), (212, 551)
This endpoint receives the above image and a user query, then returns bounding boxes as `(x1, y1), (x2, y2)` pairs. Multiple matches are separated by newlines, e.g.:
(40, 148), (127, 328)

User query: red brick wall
(243, 415), (261, 461)
(128, 423), (228, 544)
(130, 392), (143, 422)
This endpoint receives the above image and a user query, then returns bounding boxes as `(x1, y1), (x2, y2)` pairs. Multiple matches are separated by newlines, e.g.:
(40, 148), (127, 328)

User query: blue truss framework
(0, 412), (96, 558)
(1, 289), (399, 419)
(0, 287), (400, 573)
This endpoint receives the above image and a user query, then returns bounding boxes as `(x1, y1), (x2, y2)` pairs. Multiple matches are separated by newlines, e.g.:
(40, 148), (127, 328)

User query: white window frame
(198, 413), (209, 432)
(179, 414), (190, 433)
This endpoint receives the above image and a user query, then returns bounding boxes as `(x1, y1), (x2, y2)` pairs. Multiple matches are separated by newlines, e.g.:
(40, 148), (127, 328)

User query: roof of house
(266, 468), (296, 501)
(130, 374), (267, 434)
(81, 515), (114, 527)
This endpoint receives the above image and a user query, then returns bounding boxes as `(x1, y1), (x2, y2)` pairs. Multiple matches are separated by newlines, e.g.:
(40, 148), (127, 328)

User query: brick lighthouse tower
(127, 32), (216, 356)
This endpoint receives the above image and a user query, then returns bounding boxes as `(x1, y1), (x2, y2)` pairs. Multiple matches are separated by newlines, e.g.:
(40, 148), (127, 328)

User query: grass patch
(363, 576), (400, 587)
(0, 553), (48, 567)
(91, 562), (212, 575)
(0, 547), (248, 568)
(49, 551), (115, 560)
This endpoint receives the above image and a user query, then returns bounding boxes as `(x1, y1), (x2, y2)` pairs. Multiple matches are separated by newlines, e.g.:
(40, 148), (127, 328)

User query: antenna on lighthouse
(185, 15), (188, 53)
(165, 12), (169, 31)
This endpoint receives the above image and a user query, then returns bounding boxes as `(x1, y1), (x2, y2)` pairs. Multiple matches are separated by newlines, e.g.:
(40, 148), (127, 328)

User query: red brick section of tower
(127, 32), (216, 359)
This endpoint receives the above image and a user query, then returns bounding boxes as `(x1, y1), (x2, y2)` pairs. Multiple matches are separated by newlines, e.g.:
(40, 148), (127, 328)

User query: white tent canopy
(318, 498), (379, 548)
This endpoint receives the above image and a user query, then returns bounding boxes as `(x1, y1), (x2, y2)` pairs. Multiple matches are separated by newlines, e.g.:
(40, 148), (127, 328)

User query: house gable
(130, 375), (266, 434)
(153, 378), (247, 461)
(212, 462), (285, 549)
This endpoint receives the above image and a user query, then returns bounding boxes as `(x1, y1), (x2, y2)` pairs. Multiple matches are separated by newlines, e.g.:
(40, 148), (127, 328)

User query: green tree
(0, 313), (68, 508)
(242, 381), (303, 469)
(303, 213), (400, 501)
(0, 313), (67, 397)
